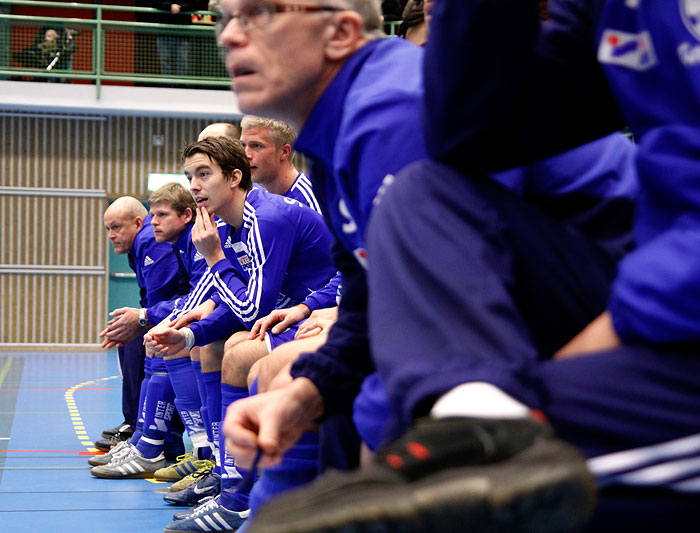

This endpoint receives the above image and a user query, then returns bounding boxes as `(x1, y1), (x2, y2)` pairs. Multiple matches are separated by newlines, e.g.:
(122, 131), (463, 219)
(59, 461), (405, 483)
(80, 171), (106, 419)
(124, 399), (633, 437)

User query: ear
(230, 168), (243, 189)
(183, 207), (194, 224)
(279, 143), (292, 162)
(324, 10), (365, 62)
(134, 216), (144, 229)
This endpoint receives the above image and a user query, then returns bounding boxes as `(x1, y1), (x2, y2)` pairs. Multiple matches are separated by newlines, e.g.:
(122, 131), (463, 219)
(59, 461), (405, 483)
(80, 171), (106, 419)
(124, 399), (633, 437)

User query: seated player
(144, 136), (336, 527)
(97, 196), (188, 453)
(92, 186), (199, 478)
(226, 1), (700, 532)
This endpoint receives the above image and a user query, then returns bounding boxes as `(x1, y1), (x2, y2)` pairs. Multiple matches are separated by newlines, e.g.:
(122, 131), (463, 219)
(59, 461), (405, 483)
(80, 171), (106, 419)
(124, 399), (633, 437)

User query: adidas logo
(144, 256), (155, 266)
(224, 236), (234, 249)
(194, 251), (204, 262)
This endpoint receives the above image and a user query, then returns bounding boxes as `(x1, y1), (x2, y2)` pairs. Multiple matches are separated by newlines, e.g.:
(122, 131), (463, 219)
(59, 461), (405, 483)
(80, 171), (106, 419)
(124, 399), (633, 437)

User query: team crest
(598, 29), (657, 71)
(681, 0), (700, 42)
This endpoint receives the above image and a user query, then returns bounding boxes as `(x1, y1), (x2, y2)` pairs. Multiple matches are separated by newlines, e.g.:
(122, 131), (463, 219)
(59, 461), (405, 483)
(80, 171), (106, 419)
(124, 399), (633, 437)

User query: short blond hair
(148, 182), (197, 220)
(241, 115), (299, 150)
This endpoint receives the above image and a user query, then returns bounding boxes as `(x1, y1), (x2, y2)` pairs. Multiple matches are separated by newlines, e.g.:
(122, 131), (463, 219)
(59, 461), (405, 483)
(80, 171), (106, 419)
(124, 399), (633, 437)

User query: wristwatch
(138, 308), (148, 327)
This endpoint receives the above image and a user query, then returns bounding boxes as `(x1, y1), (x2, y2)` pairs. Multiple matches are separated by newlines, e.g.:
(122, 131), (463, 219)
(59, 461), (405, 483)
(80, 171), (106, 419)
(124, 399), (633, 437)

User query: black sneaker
(247, 417), (596, 533)
(95, 429), (132, 451)
(101, 423), (135, 440)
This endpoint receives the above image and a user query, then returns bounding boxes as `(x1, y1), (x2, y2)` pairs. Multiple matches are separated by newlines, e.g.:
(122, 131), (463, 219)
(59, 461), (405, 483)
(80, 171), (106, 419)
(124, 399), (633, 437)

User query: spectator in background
(152, 1), (203, 81)
(397, 0), (426, 45)
(381, 0), (402, 34)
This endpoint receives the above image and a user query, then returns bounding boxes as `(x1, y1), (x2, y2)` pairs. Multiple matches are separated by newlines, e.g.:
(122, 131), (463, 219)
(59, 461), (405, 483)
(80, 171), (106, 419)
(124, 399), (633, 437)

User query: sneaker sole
(247, 437), (595, 533)
(91, 469), (160, 479)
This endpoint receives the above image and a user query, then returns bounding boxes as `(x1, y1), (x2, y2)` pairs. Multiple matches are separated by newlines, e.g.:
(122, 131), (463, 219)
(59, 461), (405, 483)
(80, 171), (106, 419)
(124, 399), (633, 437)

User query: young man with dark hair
(145, 136), (336, 529)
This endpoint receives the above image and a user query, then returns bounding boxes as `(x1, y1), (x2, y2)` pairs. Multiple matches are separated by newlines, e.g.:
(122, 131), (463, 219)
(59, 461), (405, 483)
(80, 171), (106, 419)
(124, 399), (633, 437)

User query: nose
(219, 15), (248, 50)
(244, 146), (253, 160)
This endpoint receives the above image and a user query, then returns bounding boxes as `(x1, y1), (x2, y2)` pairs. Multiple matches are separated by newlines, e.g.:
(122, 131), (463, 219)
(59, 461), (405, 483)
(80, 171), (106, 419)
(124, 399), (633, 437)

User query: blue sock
(203, 370), (222, 472)
(192, 359), (212, 446)
(218, 384), (250, 512)
(136, 358), (175, 459)
(248, 431), (319, 515)
(165, 357), (209, 457)
(129, 358), (152, 445)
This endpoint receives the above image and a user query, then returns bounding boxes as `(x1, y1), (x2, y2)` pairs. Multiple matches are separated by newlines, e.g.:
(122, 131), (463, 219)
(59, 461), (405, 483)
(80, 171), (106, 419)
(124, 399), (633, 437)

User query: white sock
(431, 382), (530, 419)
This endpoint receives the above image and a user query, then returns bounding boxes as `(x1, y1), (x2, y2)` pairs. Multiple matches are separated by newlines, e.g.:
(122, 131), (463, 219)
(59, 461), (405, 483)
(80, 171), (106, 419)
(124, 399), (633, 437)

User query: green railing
(0, 1), (404, 99)
(0, 0), (230, 98)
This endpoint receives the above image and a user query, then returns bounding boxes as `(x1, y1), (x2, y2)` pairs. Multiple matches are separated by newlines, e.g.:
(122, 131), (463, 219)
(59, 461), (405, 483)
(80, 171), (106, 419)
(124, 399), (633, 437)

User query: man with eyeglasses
(162, 0), (429, 531)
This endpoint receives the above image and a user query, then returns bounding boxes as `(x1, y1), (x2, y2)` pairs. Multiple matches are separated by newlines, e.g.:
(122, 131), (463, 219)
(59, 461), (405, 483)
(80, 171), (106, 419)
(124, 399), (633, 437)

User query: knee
(224, 331), (249, 354)
(248, 359), (262, 390)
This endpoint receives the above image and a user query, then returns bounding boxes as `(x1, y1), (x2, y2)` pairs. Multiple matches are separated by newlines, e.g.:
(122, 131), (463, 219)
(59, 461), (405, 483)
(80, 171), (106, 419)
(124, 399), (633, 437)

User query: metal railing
(0, 0), (230, 98)
(0, 1), (405, 100)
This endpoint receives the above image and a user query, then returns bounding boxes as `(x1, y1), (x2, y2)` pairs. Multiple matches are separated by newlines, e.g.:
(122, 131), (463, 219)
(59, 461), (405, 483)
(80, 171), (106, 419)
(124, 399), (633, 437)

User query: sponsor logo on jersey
(681, 0), (700, 41)
(353, 247), (368, 270)
(679, 0), (700, 65)
(598, 29), (657, 71)
(224, 236), (234, 249)
(144, 255), (154, 266)
(237, 254), (252, 268)
(233, 241), (247, 253)
(193, 250), (204, 262)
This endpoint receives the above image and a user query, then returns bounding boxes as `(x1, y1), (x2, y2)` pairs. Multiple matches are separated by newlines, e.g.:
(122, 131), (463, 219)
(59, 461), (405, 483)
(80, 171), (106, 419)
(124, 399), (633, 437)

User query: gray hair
(241, 115), (297, 149)
(324, 0), (385, 40)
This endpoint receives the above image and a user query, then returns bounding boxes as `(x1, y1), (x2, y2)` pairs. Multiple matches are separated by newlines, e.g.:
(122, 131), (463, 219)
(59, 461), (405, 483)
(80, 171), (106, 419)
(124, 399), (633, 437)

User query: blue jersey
(146, 222), (212, 324)
(183, 187), (336, 345)
(290, 38), (429, 415)
(424, 0), (700, 343)
(129, 215), (189, 315)
(282, 172), (341, 312)
(284, 172), (323, 214)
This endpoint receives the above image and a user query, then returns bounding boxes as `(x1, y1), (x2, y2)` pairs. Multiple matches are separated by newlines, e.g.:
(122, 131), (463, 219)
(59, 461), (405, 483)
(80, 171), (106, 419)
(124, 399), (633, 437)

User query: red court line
(0, 387), (118, 392)
(0, 449), (104, 455)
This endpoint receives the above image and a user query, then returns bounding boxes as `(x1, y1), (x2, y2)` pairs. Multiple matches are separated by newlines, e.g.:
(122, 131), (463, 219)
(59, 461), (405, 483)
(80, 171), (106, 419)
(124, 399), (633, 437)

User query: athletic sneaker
(155, 453), (212, 482)
(95, 429), (132, 451)
(164, 470), (221, 506)
(87, 441), (133, 467)
(172, 496), (214, 521)
(101, 422), (135, 440)
(163, 495), (249, 532)
(90, 447), (166, 479)
(244, 417), (596, 533)
(168, 461), (215, 492)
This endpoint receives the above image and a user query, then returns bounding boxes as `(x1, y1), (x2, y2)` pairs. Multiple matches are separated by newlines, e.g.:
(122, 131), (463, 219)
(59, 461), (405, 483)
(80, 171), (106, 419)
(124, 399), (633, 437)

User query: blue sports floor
(0, 350), (183, 533)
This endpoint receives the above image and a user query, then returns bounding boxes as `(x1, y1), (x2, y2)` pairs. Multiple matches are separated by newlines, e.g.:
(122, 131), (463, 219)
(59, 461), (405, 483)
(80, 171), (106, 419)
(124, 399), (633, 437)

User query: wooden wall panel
(0, 110), (232, 347)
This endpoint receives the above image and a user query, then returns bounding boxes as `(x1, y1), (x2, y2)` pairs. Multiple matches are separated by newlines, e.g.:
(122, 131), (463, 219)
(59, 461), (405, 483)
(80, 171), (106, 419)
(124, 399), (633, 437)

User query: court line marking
(0, 357), (13, 388)
(65, 375), (119, 452)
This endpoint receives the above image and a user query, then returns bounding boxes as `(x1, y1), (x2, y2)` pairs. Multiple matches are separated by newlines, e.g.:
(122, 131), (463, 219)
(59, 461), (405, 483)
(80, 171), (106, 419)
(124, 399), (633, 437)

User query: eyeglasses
(216, 2), (342, 35)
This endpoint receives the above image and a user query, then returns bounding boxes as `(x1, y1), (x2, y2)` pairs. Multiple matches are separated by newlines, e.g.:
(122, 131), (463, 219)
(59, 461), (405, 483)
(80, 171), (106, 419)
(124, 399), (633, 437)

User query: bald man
(198, 121), (240, 142)
(98, 196), (189, 451)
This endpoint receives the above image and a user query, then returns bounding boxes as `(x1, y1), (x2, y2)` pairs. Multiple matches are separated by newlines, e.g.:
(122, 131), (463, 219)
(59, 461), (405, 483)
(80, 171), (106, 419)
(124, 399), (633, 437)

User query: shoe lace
(108, 447), (141, 467)
(191, 496), (219, 517)
(107, 441), (130, 457)
(174, 453), (195, 465)
(191, 462), (215, 480)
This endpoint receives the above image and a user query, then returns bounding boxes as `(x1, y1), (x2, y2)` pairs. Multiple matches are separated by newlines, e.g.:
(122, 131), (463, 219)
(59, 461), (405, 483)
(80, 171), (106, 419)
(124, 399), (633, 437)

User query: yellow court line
(65, 375), (120, 450)
(0, 357), (13, 388)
